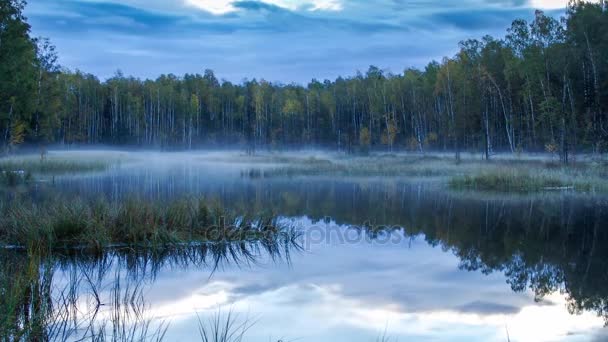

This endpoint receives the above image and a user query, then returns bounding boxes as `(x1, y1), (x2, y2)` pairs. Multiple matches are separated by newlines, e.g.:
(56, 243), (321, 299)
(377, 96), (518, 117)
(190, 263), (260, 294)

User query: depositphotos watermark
(298, 221), (407, 250)
(189, 217), (407, 251)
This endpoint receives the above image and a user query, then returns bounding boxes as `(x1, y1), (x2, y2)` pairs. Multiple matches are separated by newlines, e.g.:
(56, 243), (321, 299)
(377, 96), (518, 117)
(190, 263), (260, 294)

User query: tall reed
(0, 196), (296, 253)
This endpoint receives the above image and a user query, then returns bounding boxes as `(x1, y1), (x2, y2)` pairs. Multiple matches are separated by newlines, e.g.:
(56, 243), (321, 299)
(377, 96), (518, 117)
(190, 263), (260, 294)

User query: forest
(1, 0), (607, 161)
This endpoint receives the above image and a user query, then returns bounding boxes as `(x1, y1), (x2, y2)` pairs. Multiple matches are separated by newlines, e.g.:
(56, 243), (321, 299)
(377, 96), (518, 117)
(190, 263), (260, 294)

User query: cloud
(186, 0), (344, 14)
(457, 301), (521, 315)
(529, 0), (569, 9)
(25, 0), (571, 83)
(185, 0), (236, 15)
(430, 8), (533, 30)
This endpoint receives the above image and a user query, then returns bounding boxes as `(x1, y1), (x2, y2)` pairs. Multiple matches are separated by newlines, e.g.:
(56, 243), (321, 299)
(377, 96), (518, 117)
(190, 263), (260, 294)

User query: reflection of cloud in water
(121, 218), (605, 341)
(158, 281), (603, 341)
(457, 301), (520, 315)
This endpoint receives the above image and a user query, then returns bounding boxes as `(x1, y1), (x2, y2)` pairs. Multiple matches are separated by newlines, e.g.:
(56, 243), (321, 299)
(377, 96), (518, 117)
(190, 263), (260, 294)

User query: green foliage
(9, 120), (26, 147)
(1, 1), (608, 156)
(406, 137), (419, 152)
(282, 96), (302, 116)
(359, 127), (371, 153)
(381, 120), (398, 149)
(0, 0), (38, 150)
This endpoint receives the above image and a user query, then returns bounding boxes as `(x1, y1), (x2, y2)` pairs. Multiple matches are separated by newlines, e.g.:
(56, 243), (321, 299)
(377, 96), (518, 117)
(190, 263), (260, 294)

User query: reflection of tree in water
(174, 177), (608, 324)
(0, 236), (301, 341)
(48, 177), (608, 324)
(406, 197), (608, 325)
(5, 178), (608, 333)
(325, 185), (608, 325)
(170, 178), (607, 324)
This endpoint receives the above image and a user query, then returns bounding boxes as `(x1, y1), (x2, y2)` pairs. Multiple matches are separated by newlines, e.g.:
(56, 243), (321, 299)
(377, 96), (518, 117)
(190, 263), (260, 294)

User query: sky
(25, 0), (572, 84)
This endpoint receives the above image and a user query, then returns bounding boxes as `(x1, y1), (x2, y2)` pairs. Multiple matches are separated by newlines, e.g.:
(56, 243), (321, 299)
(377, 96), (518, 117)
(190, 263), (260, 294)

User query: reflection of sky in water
(59, 219), (605, 341)
(42, 152), (608, 341)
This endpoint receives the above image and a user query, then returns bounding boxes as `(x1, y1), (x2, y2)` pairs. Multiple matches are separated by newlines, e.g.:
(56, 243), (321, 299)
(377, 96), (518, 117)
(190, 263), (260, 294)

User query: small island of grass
(0, 196), (297, 253)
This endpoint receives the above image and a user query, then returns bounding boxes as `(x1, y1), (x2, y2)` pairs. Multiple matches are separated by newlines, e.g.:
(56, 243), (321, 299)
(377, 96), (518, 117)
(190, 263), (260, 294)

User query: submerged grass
(0, 196), (295, 252)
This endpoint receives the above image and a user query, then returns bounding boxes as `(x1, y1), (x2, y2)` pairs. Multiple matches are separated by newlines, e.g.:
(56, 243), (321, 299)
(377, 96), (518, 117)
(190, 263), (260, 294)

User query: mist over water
(2, 150), (608, 341)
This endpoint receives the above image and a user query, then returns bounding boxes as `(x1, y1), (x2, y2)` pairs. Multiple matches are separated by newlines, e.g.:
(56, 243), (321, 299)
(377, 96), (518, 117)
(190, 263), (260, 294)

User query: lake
(2, 151), (608, 341)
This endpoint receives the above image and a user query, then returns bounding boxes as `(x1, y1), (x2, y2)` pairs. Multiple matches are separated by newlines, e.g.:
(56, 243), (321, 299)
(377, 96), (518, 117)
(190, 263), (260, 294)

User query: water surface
(3, 151), (608, 341)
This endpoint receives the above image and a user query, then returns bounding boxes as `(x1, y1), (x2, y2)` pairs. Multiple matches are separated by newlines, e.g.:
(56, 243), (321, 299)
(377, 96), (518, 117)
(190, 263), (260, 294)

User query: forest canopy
(1, 0), (607, 160)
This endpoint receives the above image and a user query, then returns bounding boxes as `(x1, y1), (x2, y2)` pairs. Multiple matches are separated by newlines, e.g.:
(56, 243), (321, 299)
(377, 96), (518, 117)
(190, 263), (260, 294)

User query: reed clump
(197, 309), (254, 342)
(0, 196), (291, 252)
(242, 153), (608, 193)
(0, 170), (33, 186)
(0, 158), (108, 174)
(449, 169), (598, 193)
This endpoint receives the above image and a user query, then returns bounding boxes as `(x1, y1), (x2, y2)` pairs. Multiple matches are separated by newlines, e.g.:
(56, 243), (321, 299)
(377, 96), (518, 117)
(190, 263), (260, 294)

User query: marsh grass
(0, 252), (169, 342)
(0, 170), (33, 186)
(0, 158), (109, 174)
(450, 171), (567, 192)
(197, 309), (255, 342)
(239, 153), (608, 193)
(0, 259), (55, 341)
(248, 155), (470, 178)
(0, 230), (301, 342)
(0, 196), (295, 252)
(449, 168), (606, 193)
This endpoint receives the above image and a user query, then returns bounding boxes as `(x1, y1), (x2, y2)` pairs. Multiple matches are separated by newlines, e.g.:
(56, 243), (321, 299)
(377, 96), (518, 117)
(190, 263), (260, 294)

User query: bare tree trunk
(446, 65), (459, 161)
(484, 98), (491, 161)
(3, 104), (13, 153)
(487, 73), (515, 153)
(527, 81), (537, 147)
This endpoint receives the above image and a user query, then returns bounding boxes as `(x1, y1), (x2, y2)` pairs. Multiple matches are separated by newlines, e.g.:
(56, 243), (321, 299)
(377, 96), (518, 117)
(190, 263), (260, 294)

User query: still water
(3, 151), (608, 341)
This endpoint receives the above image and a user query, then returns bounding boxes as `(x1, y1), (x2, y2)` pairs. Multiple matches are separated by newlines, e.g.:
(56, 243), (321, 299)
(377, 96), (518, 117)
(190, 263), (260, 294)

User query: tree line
(1, 0), (607, 160)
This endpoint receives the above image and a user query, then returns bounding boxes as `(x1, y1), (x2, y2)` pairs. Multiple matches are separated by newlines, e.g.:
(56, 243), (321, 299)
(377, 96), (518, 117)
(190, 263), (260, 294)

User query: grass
(0, 252), (170, 342)
(0, 196), (297, 252)
(449, 168), (605, 193)
(450, 171), (568, 192)
(0, 158), (109, 174)
(0, 154), (112, 187)
(0, 170), (33, 186)
(0, 237), (301, 341)
(0, 255), (55, 341)
(236, 152), (608, 193)
(197, 309), (254, 342)
(251, 155), (457, 177)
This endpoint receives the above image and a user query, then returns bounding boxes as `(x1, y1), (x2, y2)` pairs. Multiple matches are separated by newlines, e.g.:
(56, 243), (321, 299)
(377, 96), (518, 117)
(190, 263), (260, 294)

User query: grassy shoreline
(0, 154), (114, 186)
(0, 196), (296, 252)
(0, 159), (109, 174)
(4, 150), (608, 193)
(449, 169), (603, 193)
(238, 153), (608, 193)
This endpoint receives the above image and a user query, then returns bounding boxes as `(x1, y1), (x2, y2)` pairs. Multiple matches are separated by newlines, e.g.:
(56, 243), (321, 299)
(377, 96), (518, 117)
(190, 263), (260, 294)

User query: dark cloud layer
(25, 0), (568, 83)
